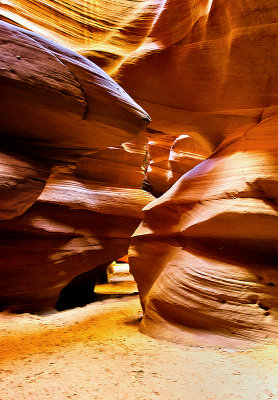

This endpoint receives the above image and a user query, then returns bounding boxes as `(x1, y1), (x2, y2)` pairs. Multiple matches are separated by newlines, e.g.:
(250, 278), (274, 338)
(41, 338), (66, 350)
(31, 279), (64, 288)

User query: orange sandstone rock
(75, 134), (147, 189)
(146, 135), (174, 196)
(168, 135), (211, 188)
(0, 21), (152, 311)
(146, 134), (210, 196)
(0, 0), (160, 73)
(0, 173), (154, 312)
(1, 1), (278, 347)
(130, 116), (278, 347)
(118, 0), (277, 153)
(122, 0), (278, 346)
(0, 20), (150, 161)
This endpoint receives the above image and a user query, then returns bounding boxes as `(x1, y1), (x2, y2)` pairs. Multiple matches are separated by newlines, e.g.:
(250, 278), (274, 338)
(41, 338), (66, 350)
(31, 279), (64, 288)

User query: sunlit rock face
(0, 21), (152, 312)
(146, 134), (210, 197)
(130, 117), (278, 347)
(0, 0), (162, 74)
(168, 135), (211, 188)
(117, 0), (278, 153)
(146, 135), (176, 196)
(1, 0), (278, 346)
(75, 134), (147, 189)
(125, 1), (278, 346)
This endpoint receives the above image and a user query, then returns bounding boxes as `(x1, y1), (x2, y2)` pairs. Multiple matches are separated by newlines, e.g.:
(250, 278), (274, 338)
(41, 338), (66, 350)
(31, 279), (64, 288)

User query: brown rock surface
(168, 135), (211, 188)
(119, 0), (278, 346)
(0, 150), (50, 219)
(0, 20), (150, 161)
(146, 135), (176, 196)
(117, 0), (277, 153)
(0, 0), (161, 73)
(0, 172), (154, 312)
(75, 134), (147, 188)
(1, 0), (278, 348)
(0, 21), (152, 312)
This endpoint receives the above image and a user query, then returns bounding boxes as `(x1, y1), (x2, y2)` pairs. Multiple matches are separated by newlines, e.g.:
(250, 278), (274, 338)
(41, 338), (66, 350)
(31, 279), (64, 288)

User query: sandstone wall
(125, 1), (278, 346)
(1, 1), (278, 346)
(0, 20), (152, 312)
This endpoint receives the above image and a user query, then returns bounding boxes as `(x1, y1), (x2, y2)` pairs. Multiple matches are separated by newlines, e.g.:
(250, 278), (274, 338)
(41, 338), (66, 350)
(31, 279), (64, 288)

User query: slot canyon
(0, 1), (278, 399)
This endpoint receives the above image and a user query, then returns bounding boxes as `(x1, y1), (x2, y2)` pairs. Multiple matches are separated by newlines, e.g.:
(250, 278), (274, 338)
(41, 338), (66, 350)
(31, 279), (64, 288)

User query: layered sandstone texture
(1, 1), (278, 347)
(127, 1), (278, 346)
(146, 134), (210, 196)
(0, 20), (152, 312)
(130, 117), (278, 347)
(0, 20), (149, 161)
(0, 0), (163, 74)
(0, 170), (153, 312)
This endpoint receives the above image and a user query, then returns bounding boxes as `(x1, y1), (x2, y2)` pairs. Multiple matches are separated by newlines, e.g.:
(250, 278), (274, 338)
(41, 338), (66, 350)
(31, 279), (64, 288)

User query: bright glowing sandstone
(0, 1), (278, 347)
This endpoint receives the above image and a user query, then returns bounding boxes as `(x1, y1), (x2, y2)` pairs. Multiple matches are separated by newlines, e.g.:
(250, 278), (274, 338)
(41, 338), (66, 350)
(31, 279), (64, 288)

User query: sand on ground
(0, 278), (278, 400)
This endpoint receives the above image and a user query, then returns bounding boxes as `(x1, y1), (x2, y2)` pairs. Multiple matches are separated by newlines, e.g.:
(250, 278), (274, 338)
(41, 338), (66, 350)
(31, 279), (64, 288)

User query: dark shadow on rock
(55, 262), (112, 311)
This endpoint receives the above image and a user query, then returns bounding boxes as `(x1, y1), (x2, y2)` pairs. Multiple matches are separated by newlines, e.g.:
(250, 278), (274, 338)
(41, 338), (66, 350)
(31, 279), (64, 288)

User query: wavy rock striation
(0, 0), (162, 73)
(0, 172), (153, 312)
(130, 116), (278, 348)
(146, 134), (210, 196)
(0, 20), (149, 161)
(125, 0), (278, 346)
(1, 2), (278, 346)
(0, 21), (152, 312)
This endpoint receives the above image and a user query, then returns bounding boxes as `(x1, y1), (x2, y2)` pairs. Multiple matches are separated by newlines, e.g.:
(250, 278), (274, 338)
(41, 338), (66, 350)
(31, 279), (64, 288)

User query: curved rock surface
(75, 134), (147, 188)
(0, 150), (50, 219)
(168, 135), (211, 188)
(1, 1), (278, 347)
(117, 0), (278, 153)
(146, 134), (210, 196)
(124, 0), (278, 346)
(0, 21), (152, 312)
(130, 116), (278, 347)
(0, 20), (150, 161)
(0, 171), (154, 312)
(0, 0), (161, 73)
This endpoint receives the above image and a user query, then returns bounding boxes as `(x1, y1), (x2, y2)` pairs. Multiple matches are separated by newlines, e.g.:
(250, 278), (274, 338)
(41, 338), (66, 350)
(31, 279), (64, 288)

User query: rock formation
(146, 134), (210, 196)
(0, 150), (50, 219)
(0, 20), (152, 312)
(75, 134), (147, 189)
(0, 171), (153, 312)
(125, 1), (278, 346)
(130, 116), (278, 347)
(117, 1), (277, 152)
(0, 20), (149, 161)
(1, 1), (278, 347)
(0, 0), (162, 74)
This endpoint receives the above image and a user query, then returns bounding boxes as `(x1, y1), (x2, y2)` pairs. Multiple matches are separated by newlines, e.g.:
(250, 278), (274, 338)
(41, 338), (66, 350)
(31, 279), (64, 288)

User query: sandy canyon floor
(0, 275), (278, 400)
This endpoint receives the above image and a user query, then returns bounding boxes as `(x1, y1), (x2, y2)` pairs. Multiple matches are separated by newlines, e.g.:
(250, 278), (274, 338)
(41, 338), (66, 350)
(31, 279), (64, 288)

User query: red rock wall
(0, 171), (153, 312)
(118, 0), (278, 152)
(1, 1), (278, 347)
(120, 0), (278, 346)
(0, 20), (152, 312)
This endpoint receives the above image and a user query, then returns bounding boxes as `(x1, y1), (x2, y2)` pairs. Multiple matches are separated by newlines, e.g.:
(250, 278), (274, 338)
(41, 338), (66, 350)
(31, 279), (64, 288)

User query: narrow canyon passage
(0, 0), (278, 398)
